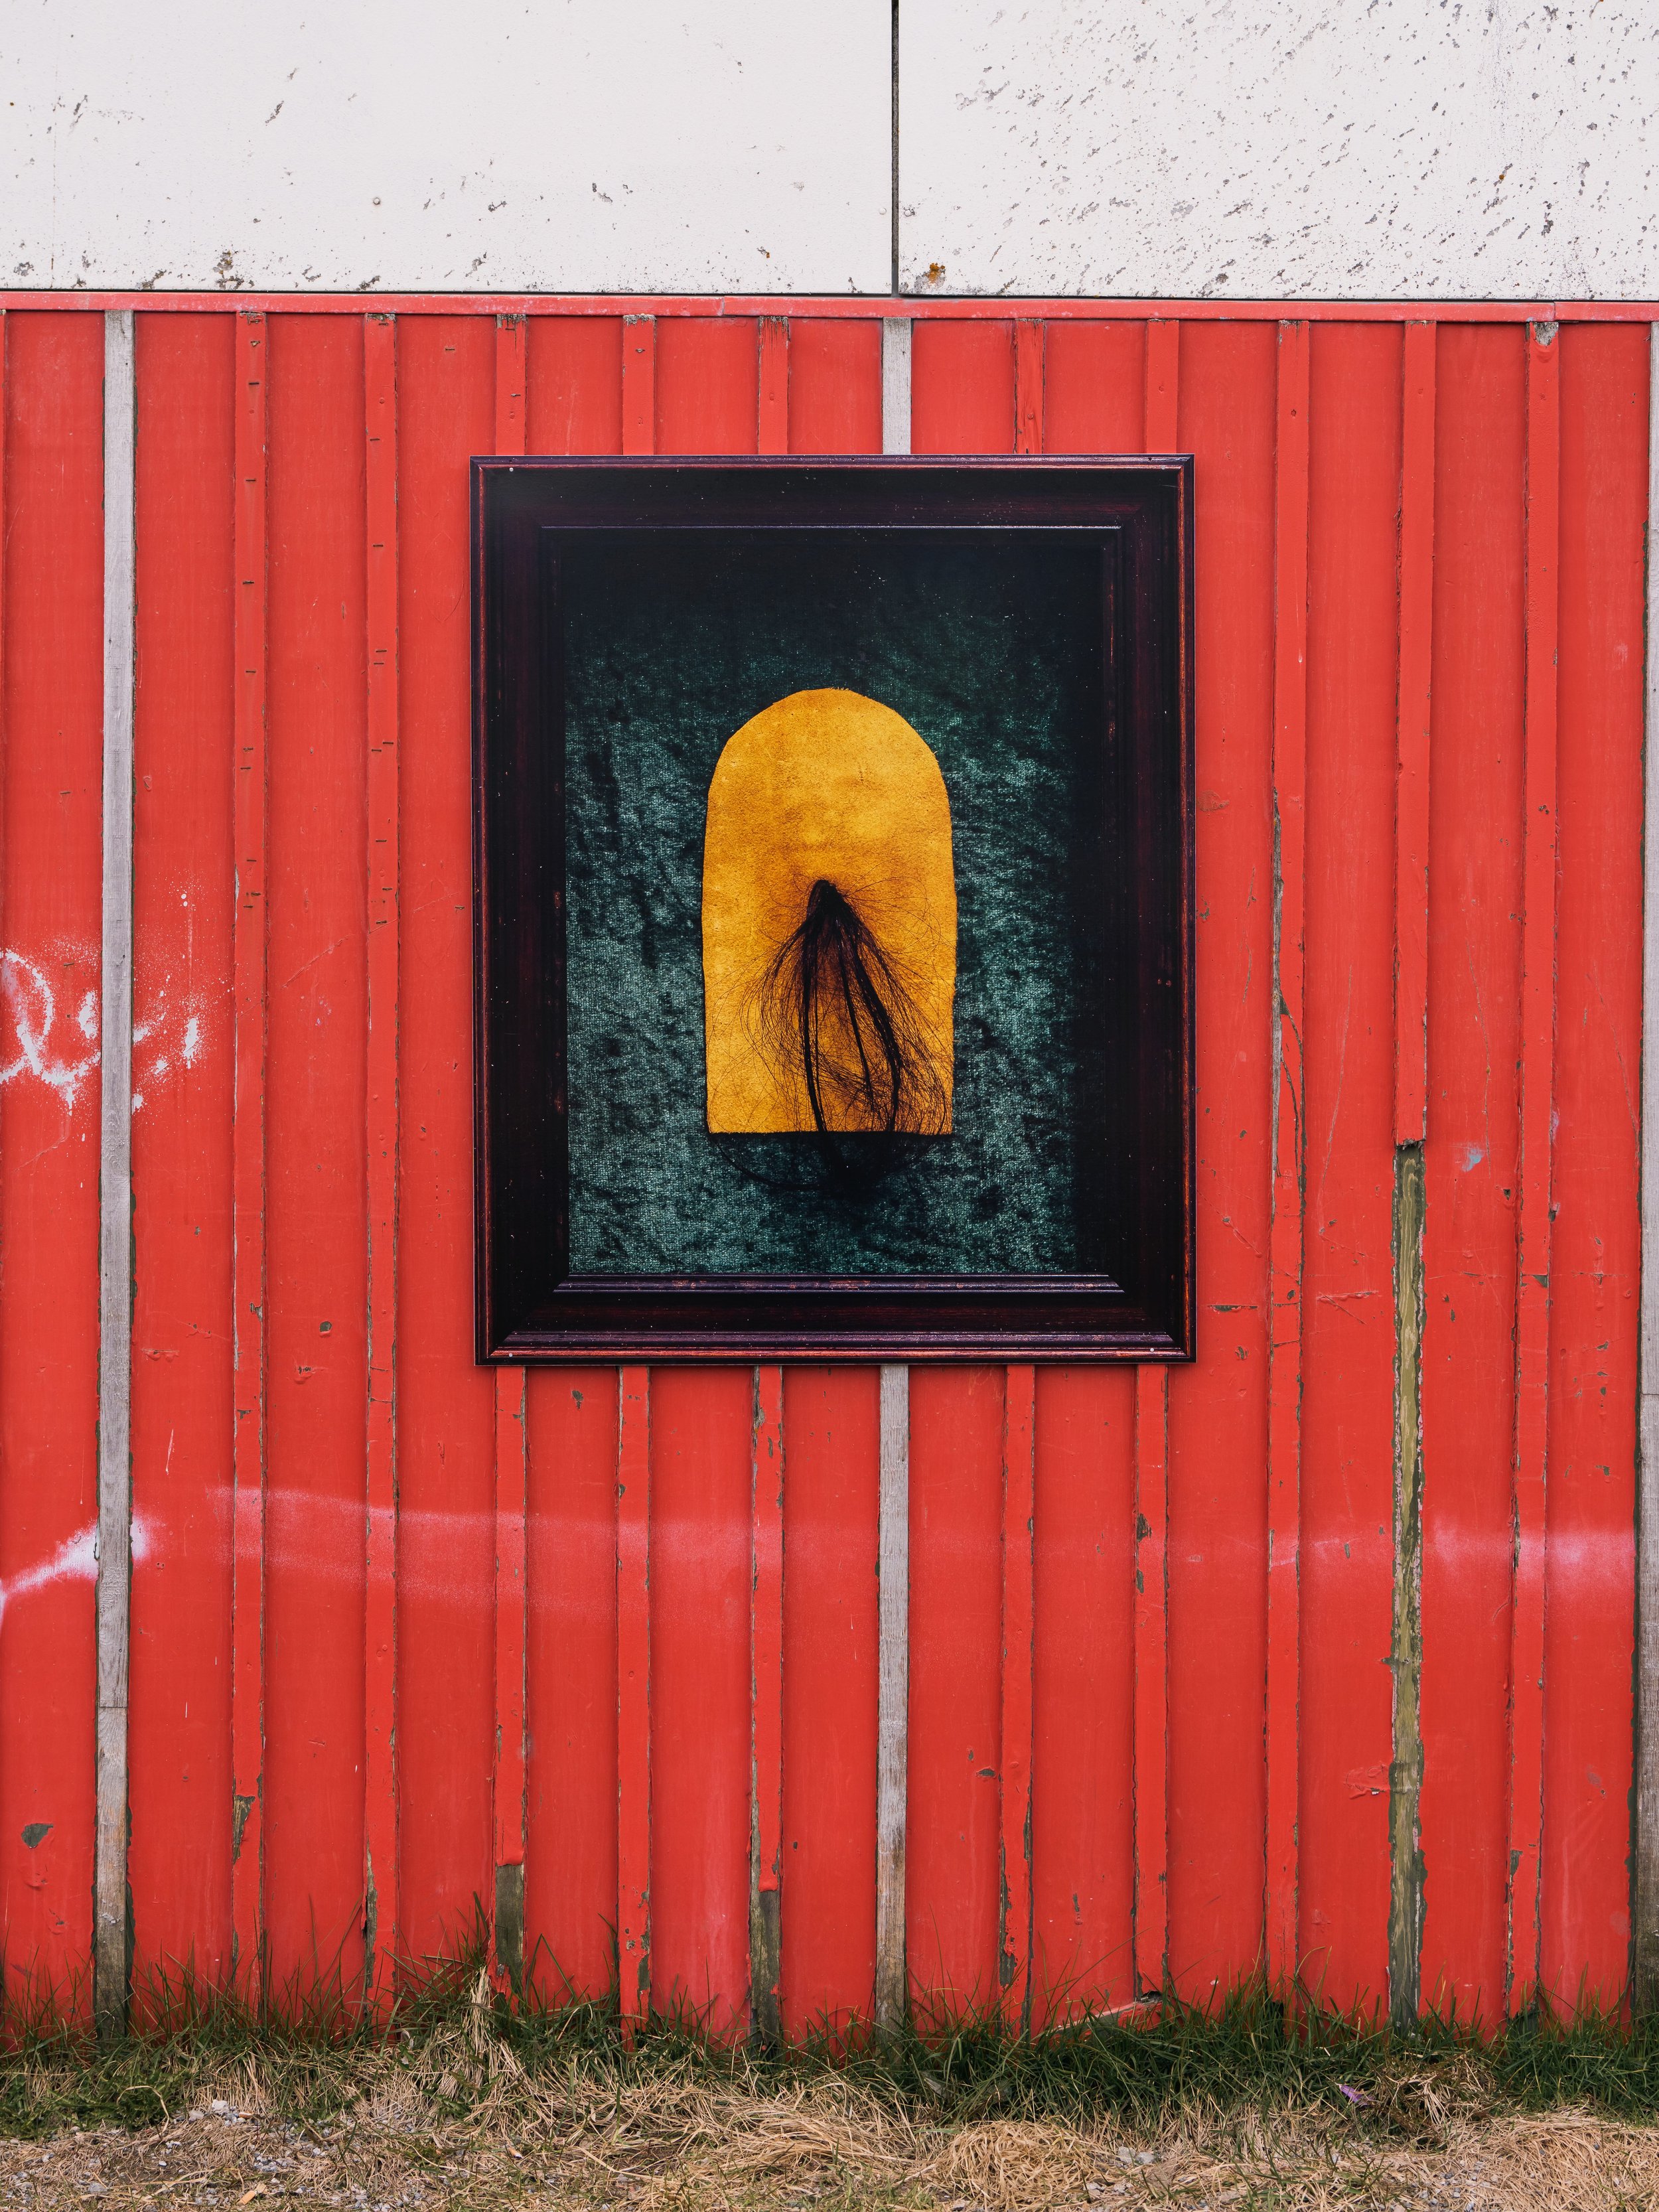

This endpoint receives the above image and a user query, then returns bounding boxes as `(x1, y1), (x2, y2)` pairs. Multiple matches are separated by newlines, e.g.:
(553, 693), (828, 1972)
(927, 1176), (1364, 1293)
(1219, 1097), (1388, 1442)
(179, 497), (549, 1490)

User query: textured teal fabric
(561, 530), (1118, 1277)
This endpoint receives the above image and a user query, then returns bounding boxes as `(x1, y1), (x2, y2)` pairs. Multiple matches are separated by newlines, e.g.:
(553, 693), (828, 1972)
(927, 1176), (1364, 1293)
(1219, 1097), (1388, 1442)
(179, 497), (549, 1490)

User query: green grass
(1, 1942), (1656, 2146)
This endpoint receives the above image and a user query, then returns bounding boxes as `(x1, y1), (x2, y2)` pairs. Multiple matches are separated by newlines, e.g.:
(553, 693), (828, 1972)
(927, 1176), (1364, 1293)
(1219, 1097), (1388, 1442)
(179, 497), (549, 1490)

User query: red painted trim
(1394, 323), (1436, 1145)
(230, 307), (269, 1997)
(999, 1364), (1036, 2026)
(362, 311), (400, 2008)
(751, 1363), (784, 2028)
(1133, 1365), (1169, 1996)
(616, 1364), (652, 2033)
(1266, 317), (1310, 1993)
(1508, 319), (1559, 2015)
(758, 319), (789, 457)
(622, 315), (655, 455)
(1015, 320), (1044, 454)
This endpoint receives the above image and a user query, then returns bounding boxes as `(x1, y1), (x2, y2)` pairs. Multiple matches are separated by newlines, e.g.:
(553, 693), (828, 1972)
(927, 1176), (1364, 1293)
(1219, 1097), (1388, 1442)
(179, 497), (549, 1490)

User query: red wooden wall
(0, 299), (1644, 2031)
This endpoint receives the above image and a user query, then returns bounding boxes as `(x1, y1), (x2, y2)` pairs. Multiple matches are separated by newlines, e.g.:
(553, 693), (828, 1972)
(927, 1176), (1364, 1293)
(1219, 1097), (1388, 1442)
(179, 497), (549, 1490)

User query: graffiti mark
(0, 1516), (153, 1636)
(0, 949), (100, 1110)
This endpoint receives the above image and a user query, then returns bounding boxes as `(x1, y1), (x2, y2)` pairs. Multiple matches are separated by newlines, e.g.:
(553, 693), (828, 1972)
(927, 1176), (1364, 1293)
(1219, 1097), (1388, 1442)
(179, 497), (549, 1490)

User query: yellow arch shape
(702, 688), (956, 1134)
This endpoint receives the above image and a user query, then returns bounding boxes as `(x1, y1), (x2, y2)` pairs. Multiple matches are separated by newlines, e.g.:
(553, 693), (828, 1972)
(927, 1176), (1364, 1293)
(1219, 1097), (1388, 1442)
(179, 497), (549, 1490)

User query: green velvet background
(561, 530), (1116, 1277)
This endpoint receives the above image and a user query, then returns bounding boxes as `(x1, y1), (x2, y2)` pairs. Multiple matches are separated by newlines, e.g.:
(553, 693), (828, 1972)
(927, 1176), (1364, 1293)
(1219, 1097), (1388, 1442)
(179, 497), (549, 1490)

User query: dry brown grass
(4, 1969), (1659, 2212)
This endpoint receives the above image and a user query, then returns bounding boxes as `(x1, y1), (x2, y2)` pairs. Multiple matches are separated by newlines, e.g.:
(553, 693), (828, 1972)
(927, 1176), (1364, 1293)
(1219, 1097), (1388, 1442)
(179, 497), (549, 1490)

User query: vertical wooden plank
(491, 311), (528, 1986)
(749, 1364), (784, 2043)
(757, 318), (789, 457)
(874, 1362), (908, 2026)
(1546, 324), (1644, 2012)
(616, 1364), (651, 2033)
(1164, 321), (1277, 2005)
(230, 307), (269, 1996)
(650, 1368), (753, 2033)
(525, 1369), (618, 2000)
(1031, 1370), (1136, 2021)
(655, 321), (759, 454)
(525, 317), (624, 455)
(263, 311), (370, 1996)
(881, 319), (910, 456)
(395, 316), (496, 1970)
(1395, 323), (1436, 1145)
(127, 311), (237, 2002)
(361, 311), (399, 2008)
(1266, 317), (1310, 1995)
(999, 1366), (1035, 2028)
(907, 1367), (1005, 2014)
(1301, 323), (1404, 2016)
(1507, 320), (1560, 2016)
(0, 311), (104, 2017)
(779, 1368), (880, 2038)
(494, 312), (525, 457)
(95, 308), (136, 2038)
(622, 317), (655, 457)
(492, 1368), (527, 1986)
(1135, 323), (1178, 2002)
(1417, 326), (1528, 2020)
(787, 321), (882, 455)
(1133, 1367), (1169, 1996)
(1043, 323), (1147, 454)
(1636, 323), (1659, 2017)
(1145, 320), (1180, 452)
(911, 322), (1015, 453)
(1014, 319), (1044, 454)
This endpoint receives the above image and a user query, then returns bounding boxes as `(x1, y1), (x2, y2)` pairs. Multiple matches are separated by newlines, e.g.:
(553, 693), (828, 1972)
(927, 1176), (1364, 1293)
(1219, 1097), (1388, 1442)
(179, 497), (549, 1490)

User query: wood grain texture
(758, 319), (789, 457)
(1133, 1366), (1169, 1997)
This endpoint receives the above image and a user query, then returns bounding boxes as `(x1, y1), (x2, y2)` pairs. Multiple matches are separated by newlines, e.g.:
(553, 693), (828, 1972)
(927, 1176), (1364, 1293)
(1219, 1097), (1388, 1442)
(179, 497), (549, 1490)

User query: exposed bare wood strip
(1395, 323), (1436, 1145)
(881, 320), (910, 456)
(617, 1364), (652, 2035)
(1508, 319), (1560, 2016)
(1132, 1366), (1169, 1996)
(1266, 317), (1311, 1995)
(94, 307), (136, 2041)
(1636, 325), (1659, 2017)
(999, 1365), (1035, 2031)
(875, 1362), (909, 2028)
(230, 308), (270, 1999)
(758, 319), (789, 457)
(749, 1364), (784, 2045)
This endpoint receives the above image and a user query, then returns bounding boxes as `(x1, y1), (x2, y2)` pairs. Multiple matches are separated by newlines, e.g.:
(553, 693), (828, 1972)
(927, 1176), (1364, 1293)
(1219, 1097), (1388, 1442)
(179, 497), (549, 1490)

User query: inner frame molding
(472, 457), (1195, 1361)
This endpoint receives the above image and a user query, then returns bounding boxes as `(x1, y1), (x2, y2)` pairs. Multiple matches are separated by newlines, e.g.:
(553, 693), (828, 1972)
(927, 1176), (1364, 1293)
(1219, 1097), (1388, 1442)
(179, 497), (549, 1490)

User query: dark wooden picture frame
(473, 457), (1194, 1361)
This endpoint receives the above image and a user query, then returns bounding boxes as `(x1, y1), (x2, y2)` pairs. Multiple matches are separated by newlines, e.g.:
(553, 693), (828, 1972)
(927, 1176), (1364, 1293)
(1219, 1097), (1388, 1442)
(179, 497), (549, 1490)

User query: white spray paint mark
(0, 1514), (153, 1636)
(1, 948), (102, 1110)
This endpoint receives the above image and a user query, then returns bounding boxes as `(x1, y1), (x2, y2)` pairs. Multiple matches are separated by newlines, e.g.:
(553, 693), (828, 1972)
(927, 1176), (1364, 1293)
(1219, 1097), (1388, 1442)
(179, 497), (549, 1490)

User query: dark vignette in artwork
(473, 458), (1193, 1361)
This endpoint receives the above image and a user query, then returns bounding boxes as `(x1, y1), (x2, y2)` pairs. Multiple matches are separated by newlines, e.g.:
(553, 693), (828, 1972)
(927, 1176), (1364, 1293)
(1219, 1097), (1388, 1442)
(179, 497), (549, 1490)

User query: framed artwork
(473, 457), (1193, 1361)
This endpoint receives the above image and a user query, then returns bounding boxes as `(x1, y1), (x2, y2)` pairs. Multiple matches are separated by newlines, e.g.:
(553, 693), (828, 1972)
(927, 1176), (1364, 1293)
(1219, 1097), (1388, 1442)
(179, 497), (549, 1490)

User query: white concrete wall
(4, 0), (1656, 297)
